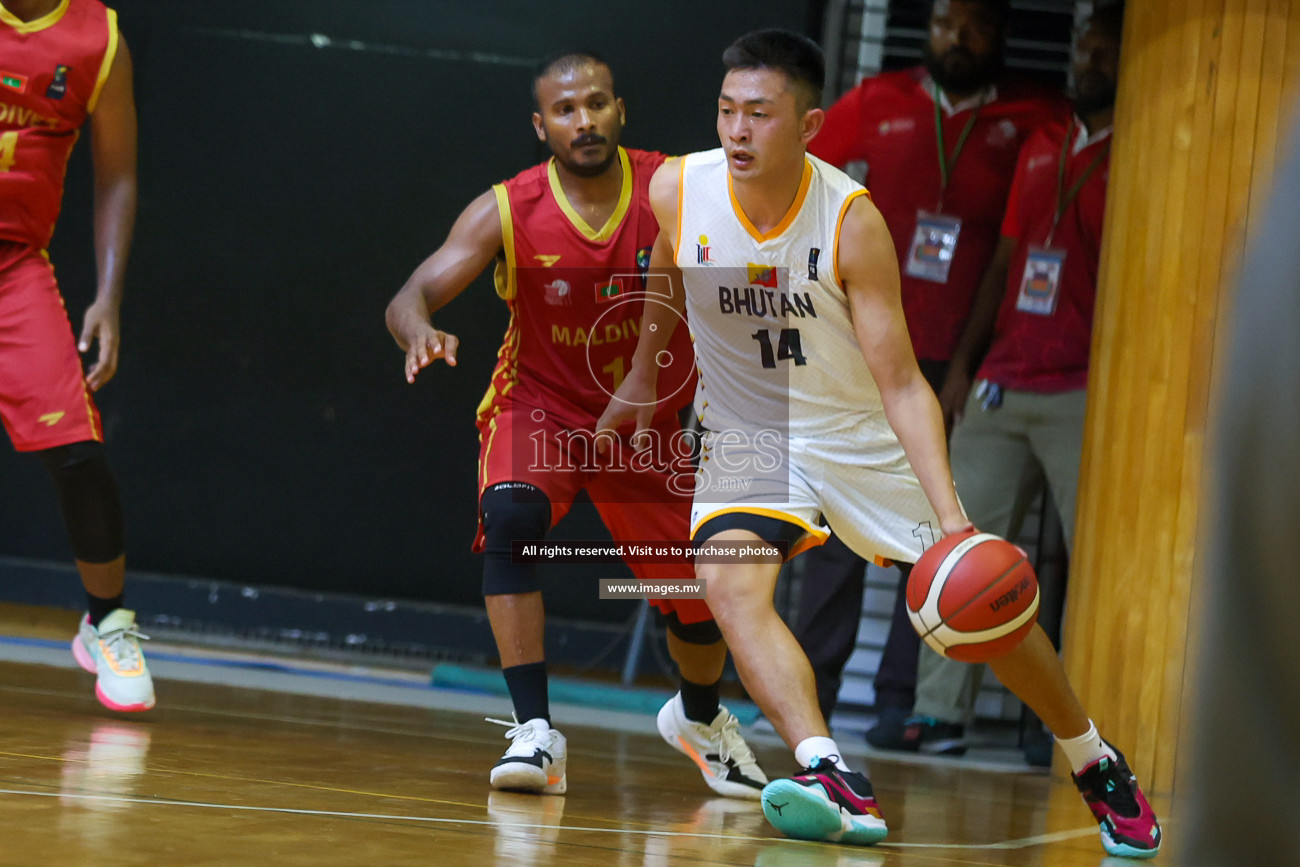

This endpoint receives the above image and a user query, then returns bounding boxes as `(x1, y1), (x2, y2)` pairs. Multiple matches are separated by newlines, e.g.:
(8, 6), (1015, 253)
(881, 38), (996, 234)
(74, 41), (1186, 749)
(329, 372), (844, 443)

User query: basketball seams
(916, 533), (999, 632)
(930, 585), (1040, 645)
(907, 533), (1040, 658)
(938, 553), (1030, 628)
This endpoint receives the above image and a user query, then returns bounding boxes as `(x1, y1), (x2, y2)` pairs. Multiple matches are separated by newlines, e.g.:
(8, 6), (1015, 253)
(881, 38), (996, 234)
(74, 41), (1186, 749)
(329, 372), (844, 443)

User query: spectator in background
(907, 5), (1124, 758)
(798, 0), (1066, 748)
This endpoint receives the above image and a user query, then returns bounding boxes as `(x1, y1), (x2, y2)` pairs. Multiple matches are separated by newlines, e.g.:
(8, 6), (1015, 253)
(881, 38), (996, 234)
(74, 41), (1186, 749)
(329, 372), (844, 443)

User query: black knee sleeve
(664, 611), (723, 645)
(36, 441), (125, 563)
(480, 483), (552, 596)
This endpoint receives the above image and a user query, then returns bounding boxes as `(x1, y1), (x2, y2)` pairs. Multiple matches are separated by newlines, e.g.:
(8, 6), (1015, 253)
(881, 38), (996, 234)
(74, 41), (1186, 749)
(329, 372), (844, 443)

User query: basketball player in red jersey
(0, 0), (152, 711)
(385, 52), (766, 798)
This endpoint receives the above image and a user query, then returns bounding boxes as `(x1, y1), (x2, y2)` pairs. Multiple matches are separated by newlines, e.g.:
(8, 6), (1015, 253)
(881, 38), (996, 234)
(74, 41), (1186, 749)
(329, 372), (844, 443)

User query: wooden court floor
(0, 614), (1173, 866)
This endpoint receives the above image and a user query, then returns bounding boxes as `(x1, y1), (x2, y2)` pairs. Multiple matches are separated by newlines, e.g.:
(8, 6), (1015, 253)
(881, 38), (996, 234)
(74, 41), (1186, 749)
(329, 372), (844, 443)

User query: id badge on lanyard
(906, 93), (982, 284)
(1015, 246), (1066, 315)
(905, 211), (962, 283)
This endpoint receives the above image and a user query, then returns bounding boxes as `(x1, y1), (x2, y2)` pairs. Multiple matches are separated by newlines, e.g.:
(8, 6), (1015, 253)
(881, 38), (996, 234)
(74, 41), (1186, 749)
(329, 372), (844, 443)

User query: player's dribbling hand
(79, 300), (120, 392)
(594, 367), (657, 454)
(941, 517), (977, 537)
(402, 322), (459, 382)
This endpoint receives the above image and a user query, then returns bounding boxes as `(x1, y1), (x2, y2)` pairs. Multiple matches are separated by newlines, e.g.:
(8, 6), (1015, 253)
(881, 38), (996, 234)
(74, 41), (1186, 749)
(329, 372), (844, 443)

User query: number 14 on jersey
(751, 328), (806, 368)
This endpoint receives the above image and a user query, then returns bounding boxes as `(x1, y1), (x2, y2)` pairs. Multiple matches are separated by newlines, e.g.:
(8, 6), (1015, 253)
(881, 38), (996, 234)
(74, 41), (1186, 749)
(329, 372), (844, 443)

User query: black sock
(680, 676), (721, 724)
(86, 592), (123, 627)
(502, 661), (549, 725)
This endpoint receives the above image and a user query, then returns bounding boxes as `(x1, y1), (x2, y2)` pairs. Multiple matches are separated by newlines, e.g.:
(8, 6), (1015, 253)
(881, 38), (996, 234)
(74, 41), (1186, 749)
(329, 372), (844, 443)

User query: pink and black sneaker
(760, 757), (888, 845)
(1072, 744), (1162, 858)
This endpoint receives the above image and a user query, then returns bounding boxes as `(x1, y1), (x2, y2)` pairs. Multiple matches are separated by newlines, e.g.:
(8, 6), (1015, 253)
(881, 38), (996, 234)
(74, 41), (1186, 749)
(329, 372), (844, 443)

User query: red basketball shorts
(476, 399), (712, 624)
(0, 242), (101, 452)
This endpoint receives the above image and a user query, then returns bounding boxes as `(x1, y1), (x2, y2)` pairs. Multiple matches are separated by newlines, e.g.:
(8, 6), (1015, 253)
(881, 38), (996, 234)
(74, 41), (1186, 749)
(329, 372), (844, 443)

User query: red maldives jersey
(0, 0), (118, 249)
(480, 147), (693, 425)
(979, 120), (1110, 392)
(810, 68), (1067, 361)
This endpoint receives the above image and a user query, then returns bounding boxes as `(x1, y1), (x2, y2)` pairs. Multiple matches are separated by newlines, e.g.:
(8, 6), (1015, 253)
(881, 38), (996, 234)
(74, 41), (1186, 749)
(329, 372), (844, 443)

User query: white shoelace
(100, 625), (149, 672)
(486, 715), (540, 743)
(715, 713), (757, 766)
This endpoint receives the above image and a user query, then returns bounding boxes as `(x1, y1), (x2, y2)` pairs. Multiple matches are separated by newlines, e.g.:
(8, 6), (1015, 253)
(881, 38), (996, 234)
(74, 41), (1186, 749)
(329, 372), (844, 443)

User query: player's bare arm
(83, 38), (137, 392)
(384, 190), (504, 382)
(938, 233), (1015, 432)
(838, 195), (971, 536)
(594, 158), (685, 446)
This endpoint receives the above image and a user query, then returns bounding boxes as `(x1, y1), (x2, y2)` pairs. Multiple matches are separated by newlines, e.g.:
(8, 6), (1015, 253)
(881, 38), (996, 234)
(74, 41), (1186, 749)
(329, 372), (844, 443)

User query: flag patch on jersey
(747, 263), (778, 288)
(594, 278), (624, 302)
(1, 72), (28, 94)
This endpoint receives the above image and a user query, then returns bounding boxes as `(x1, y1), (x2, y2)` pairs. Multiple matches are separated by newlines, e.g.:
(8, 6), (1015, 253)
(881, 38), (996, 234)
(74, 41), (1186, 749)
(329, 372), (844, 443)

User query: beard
(552, 130), (621, 178)
(923, 42), (1002, 96)
(1072, 72), (1117, 116)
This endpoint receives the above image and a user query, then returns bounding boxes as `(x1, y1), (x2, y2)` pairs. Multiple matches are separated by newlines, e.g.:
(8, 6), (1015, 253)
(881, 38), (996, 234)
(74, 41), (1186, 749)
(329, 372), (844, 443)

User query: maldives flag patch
(1, 72), (29, 94)
(594, 277), (624, 303)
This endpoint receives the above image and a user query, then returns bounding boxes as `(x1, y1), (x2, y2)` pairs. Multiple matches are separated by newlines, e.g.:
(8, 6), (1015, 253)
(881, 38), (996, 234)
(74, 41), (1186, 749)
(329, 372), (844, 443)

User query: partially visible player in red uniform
(0, 0), (152, 711)
(385, 52), (767, 798)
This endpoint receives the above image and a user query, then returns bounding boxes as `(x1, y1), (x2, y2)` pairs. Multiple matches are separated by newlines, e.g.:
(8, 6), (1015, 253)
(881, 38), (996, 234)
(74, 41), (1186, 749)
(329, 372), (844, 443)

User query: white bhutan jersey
(676, 148), (908, 467)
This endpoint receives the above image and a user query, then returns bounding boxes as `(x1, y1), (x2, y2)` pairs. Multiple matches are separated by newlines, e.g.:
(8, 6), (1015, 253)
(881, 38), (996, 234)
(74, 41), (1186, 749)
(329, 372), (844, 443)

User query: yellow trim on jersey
(690, 505), (829, 541)
(80, 381), (101, 441)
(87, 8), (119, 114)
(491, 183), (517, 300)
(832, 188), (870, 291)
(727, 158), (812, 244)
(0, 0), (69, 33)
(690, 506), (830, 561)
(478, 415), (501, 494)
(547, 146), (632, 243)
(673, 156), (686, 258)
(475, 312), (520, 418)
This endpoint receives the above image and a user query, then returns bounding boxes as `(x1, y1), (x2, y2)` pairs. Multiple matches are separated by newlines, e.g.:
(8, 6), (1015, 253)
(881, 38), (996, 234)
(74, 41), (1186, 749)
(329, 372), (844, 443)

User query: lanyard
(934, 92), (982, 210)
(1049, 121), (1110, 246)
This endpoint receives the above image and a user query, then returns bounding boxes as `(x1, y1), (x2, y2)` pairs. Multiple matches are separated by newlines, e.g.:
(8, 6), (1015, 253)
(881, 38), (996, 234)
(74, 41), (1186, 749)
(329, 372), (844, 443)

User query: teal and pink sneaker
(760, 757), (888, 845)
(1072, 744), (1162, 858)
(72, 609), (156, 713)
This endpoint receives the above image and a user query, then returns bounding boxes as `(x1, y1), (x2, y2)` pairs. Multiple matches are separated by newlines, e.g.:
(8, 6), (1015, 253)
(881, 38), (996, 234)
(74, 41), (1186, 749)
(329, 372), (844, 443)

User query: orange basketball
(906, 531), (1040, 663)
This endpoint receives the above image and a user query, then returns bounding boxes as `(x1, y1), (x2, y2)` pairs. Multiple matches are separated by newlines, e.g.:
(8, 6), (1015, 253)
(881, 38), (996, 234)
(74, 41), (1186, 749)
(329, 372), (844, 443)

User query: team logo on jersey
(746, 263), (778, 288)
(808, 248), (820, 281)
(544, 279), (572, 306)
(46, 65), (70, 100)
(534, 254), (561, 267)
(696, 235), (714, 265)
(0, 72), (28, 94)
(595, 277), (624, 303)
(636, 246), (651, 271)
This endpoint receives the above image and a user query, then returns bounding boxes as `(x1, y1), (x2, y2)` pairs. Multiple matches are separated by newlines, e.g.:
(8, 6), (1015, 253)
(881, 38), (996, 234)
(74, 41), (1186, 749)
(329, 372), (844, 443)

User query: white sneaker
(658, 693), (767, 799)
(71, 609), (155, 713)
(487, 717), (567, 794)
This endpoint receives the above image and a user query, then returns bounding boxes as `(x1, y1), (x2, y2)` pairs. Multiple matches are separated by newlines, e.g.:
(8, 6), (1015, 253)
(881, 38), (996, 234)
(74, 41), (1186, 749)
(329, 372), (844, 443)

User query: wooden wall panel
(1063, 0), (1300, 795)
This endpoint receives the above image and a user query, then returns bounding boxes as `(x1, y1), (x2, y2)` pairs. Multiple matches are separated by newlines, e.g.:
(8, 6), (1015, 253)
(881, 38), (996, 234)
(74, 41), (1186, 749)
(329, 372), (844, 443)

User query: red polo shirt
(978, 119), (1111, 392)
(810, 67), (1067, 361)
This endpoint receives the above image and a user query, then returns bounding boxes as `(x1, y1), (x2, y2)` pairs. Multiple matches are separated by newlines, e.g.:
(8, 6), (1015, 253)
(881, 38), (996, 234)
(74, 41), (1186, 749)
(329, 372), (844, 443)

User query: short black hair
(931, 0), (1012, 31)
(532, 50), (613, 109)
(721, 29), (825, 111)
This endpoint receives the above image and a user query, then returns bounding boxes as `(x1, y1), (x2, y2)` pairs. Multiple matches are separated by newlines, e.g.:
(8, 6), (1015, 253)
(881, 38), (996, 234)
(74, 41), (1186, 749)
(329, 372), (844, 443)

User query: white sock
(794, 737), (850, 771)
(1056, 720), (1118, 774)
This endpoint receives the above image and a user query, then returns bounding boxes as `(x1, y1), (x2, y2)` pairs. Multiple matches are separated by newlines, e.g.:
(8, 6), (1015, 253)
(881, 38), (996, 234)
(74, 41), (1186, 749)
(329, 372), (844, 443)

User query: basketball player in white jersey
(596, 29), (1161, 857)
